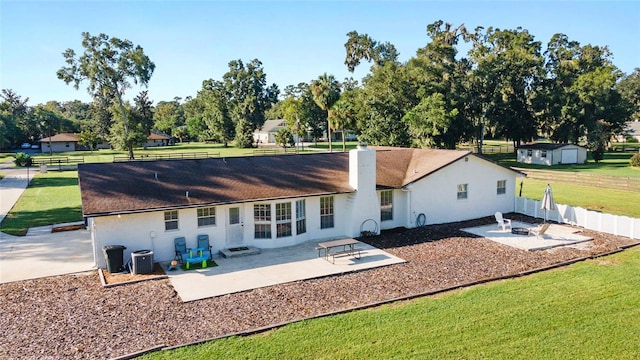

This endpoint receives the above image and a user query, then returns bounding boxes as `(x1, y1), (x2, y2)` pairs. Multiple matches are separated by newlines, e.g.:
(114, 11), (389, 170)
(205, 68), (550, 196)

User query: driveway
(1, 160), (94, 283)
(0, 160), (36, 224)
(0, 225), (94, 283)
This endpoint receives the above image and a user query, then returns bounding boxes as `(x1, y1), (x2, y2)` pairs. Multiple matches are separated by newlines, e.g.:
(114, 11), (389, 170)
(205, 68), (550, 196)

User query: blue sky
(1, 1), (639, 106)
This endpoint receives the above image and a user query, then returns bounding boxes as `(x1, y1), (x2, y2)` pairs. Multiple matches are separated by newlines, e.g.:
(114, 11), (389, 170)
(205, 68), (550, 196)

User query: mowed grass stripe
(519, 178), (640, 218)
(144, 248), (640, 360)
(0, 170), (82, 235)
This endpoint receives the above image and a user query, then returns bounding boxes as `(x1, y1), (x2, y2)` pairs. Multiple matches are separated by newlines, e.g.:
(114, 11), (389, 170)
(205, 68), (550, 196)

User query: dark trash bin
(102, 245), (126, 273)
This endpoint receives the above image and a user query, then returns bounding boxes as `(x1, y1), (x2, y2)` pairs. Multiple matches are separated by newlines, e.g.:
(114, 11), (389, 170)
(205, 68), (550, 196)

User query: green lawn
(0, 170), (82, 235)
(518, 178), (640, 218)
(31, 142), (261, 163)
(143, 247), (640, 360)
(0, 152), (15, 163)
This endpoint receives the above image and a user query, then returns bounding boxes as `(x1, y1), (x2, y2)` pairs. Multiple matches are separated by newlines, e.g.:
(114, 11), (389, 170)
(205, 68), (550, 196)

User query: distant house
(78, 146), (522, 269)
(144, 132), (172, 148)
(517, 143), (587, 165)
(615, 121), (640, 142)
(39, 133), (86, 152)
(253, 119), (287, 144)
(39, 132), (171, 152)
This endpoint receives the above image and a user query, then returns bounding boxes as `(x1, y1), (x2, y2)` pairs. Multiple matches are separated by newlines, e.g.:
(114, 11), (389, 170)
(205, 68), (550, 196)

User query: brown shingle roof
(147, 133), (171, 140)
(39, 133), (79, 142)
(374, 147), (470, 187)
(79, 152), (353, 216)
(78, 147), (504, 217)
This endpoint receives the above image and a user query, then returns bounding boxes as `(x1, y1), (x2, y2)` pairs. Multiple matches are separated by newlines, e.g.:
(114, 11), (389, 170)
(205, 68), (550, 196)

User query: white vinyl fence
(515, 197), (640, 240)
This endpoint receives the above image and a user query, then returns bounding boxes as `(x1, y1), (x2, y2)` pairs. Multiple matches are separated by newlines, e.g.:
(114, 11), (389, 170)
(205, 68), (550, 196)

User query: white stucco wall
(91, 193), (355, 268)
(41, 142), (76, 153)
(407, 155), (517, 225)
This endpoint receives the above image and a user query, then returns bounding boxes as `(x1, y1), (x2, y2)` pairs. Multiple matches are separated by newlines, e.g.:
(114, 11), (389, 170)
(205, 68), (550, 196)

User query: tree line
(1, 22), (639, 159)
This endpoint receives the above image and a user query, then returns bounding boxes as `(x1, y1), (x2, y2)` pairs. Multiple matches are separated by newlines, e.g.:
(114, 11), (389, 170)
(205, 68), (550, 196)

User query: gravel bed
(0, 215), (636, 359)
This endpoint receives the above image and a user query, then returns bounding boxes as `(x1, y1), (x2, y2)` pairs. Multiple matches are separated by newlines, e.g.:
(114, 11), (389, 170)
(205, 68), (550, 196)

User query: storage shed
(517, 143), (587, 165)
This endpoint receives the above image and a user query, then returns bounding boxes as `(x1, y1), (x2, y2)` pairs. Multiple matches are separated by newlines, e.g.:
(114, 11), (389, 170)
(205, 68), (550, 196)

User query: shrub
(13, 152), (32, 167)
(630, 153), (640, 168)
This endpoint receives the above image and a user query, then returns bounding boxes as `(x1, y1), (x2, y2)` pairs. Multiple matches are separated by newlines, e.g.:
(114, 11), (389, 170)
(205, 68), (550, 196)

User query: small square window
(164, 210), (178, 231)
(497, 180), (506, 195)
(541, 150), (547, 158)
(197, 207), (216, 227)
(526, 149), (532, 157)
(457, 184), (468, 200)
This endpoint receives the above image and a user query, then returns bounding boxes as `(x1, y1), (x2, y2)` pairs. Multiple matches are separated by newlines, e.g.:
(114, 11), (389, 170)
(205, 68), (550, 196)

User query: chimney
(349, 144), (375, 190)
(348, 145), (379, 236)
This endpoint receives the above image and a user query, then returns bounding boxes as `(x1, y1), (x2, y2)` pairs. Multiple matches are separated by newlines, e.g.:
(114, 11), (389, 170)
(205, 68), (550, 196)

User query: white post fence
(515, 197), (639, 240)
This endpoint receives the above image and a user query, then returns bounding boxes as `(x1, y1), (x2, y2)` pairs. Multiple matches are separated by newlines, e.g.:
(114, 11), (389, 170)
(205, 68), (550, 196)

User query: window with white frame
(380, 190), (393, 221)
(254, 204), (271, 239)
(276, 202), (292, 238)
(457, 184), (468, 200)
(197, 206), (216, 227)
(164, 210), (178, 231)
(497, 180), (506, 195)
(296, 200), (306, 234)
(526, 149), (532, 156)
(541, 150), (547, 158)
(320, 196), (334, 229)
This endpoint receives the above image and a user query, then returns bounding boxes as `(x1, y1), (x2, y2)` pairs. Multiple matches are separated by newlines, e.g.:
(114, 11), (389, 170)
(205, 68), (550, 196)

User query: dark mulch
(101, 262), (167, 285)
(0, 214), (636, 359)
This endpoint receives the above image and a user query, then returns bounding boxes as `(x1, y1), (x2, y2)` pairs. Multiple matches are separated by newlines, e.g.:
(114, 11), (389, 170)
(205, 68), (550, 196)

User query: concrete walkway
(164, 239), (406, 302)
(462, 221), (593, 251)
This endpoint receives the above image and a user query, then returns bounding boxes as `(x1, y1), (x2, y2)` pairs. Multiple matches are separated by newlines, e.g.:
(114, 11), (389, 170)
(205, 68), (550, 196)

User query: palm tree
(329, 99), (356, 151)
(310, 73), (341, 152)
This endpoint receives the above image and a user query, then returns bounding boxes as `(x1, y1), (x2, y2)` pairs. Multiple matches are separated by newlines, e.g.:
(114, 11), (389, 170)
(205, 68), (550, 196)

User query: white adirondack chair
(495, 212), (512, 231)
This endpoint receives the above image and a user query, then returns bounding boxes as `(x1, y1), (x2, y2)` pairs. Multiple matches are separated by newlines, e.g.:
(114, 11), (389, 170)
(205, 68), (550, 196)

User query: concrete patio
(163, 238), (406, 302)
(462, 221), (593, 251)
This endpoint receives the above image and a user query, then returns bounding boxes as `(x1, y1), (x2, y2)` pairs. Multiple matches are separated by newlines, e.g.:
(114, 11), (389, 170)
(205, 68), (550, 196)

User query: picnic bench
(185, 247), (208, 269)
(316, 239), (363, 264)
